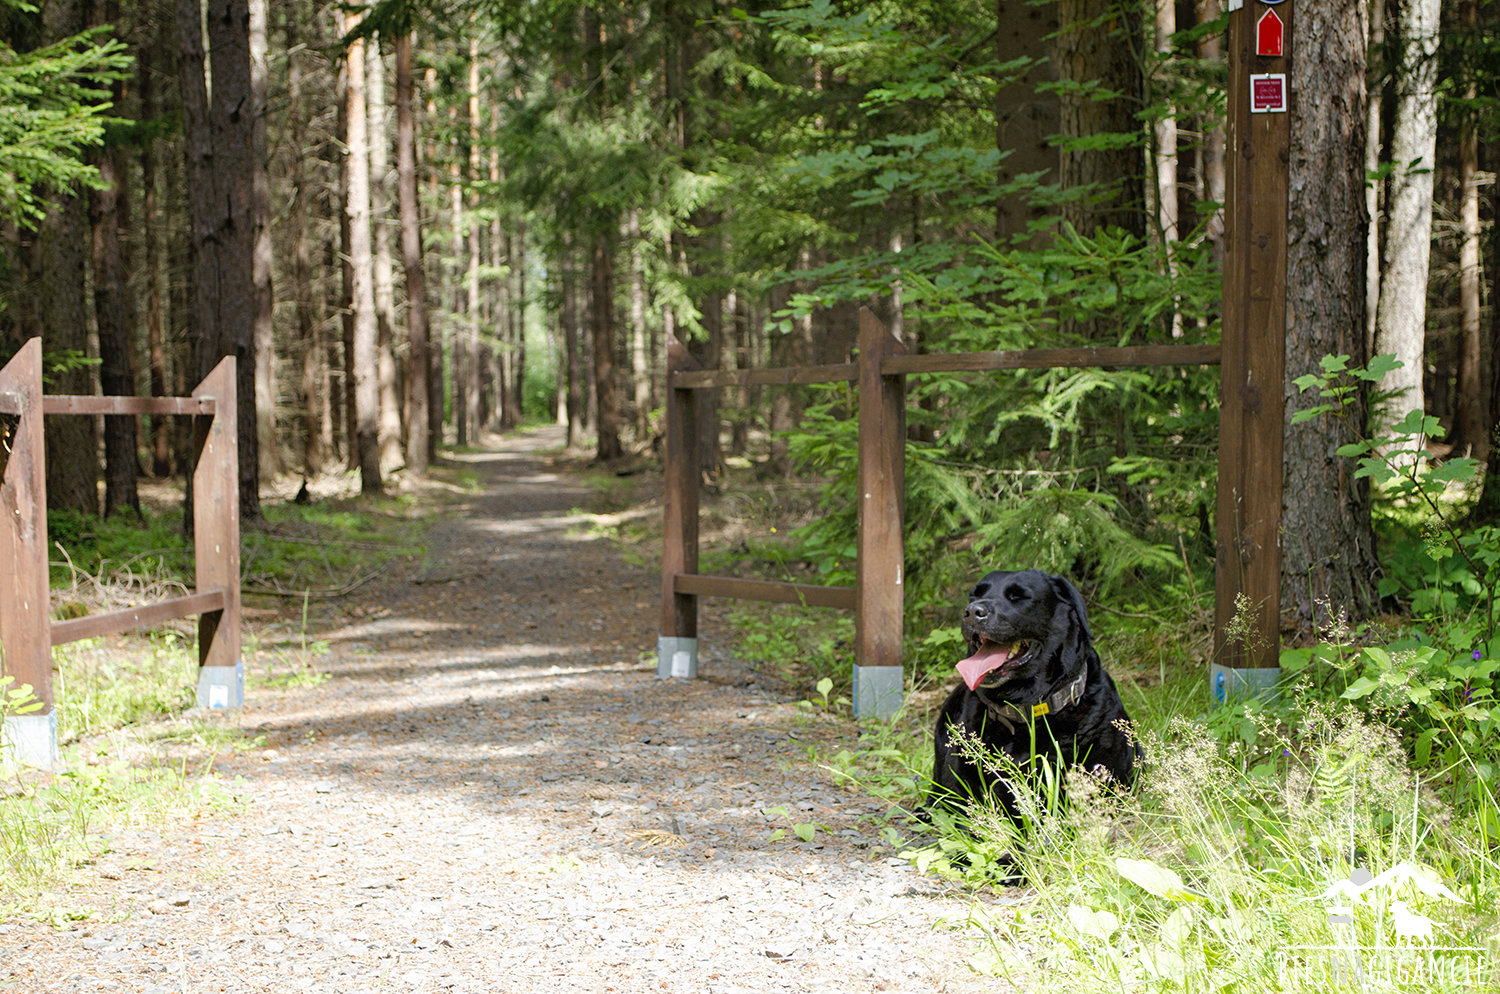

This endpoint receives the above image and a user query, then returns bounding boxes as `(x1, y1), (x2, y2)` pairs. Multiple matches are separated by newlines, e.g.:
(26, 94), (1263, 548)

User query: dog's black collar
(981, 668), (1088, 734)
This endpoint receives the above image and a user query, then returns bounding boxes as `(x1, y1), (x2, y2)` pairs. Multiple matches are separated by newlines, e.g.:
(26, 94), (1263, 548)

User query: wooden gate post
(658, 334), (702, 679)
(0, 340), (56, 767)
(192, 356), (243, 708)
(1214, 0), (1288, 703)
(853, 308), (907, 717)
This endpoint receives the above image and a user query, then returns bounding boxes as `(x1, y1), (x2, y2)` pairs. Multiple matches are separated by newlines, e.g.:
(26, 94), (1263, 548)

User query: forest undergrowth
(583, 366), (1500, 990)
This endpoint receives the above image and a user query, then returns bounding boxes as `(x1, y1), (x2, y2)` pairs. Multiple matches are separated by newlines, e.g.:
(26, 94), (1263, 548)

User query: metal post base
(1209, 664), (1281, 706)
(2, 712), (58, 770)
(657, 636), (698, 680)
(852, 665), (903, 719)
(197, 663), (244, 709)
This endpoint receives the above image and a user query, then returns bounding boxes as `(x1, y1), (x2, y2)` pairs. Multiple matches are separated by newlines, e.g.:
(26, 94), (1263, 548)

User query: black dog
(931, 569), (1139, 824)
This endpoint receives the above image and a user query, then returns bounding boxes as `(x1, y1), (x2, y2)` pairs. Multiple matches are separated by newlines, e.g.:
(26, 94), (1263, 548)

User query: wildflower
(1474, 649), (1484, 661)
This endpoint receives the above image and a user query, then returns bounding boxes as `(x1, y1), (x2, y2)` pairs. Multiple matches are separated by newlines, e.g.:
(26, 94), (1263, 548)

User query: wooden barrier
(658, 307), (1262, 718)
(0, 340), (241, 768)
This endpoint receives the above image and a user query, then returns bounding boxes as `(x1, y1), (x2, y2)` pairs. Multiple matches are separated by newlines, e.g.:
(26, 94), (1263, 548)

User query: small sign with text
(1250, 73), (1287, 113)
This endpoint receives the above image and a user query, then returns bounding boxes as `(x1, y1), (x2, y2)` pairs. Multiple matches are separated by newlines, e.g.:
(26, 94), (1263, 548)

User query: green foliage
(0, 21), (132, 225)
(1294, 352), (1493, 632)
(725, 601), (854, 689)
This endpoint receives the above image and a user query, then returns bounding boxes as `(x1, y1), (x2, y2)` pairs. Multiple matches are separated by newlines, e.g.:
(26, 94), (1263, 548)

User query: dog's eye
(971, 583), (990, 598)
(1004, 584), (1026, 603)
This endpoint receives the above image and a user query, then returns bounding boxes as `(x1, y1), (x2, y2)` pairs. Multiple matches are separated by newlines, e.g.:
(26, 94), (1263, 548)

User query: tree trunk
(1373, 0), (1439, 427)
(139, 42), (171, 478)
(628, 209), (650, 441)
(344, 9), (382, 492)
(563, 245), (582, 446)
(179, 0), (257, 520)
(510, 220), (527, 426)
(1152, 0), (1178, 248)
(34, 187), (97, 514)
(368, 37), (402, 470)
(591, 231), (622, 461)
(1195, 0), (1225, 259)
(1453, 0), (1484, 463)
(396, 32), (431, 474)
(338, 47), (355, 467)
(91, 126), (140, 517)
(450, 153), (467, 447)
(465, 44), (482, 445)
(250, 0), (277, 481)
(1282, 0), (1381, 634)
(1364, 0), (1385, 356)
(287, 6), (320, 474)
(1053, 0), (1145, 239)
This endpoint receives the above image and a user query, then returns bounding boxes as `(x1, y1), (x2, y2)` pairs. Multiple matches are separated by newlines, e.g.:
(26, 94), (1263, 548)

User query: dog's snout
(964, 602), (988, 624)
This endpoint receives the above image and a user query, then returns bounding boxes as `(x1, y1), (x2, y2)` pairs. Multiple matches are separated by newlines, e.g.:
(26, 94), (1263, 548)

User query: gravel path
(7, 428), (1001, 994)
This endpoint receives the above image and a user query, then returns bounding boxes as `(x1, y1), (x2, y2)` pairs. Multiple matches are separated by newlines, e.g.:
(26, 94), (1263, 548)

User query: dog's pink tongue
(956, 643), (1012, 691)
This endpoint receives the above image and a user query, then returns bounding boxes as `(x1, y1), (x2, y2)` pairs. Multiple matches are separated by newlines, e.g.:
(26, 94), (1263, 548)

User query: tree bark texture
(563, 247), (582, 447)
(509, 220), (527, 427)
(180, 0), (258, 517)
(629, 210), (650, 440)
(1052, 0), (1145, 240)
(1364, 0), (1385, 355)
(344, 14), (382, 492)
(1152, 0), (1177, 247)
(250, 0), (277, 480)
(1454, 0), (1484, 463)
(1195, 0), (1224, 258)
(1373, 0), (1439, 427)
(1282, 0), (1380, 634)
(34, 188), (97, 514)
(465, 45), (482, 446)
(592, 232), (622, 460)
(91, 135), (141, 517)
(287, 7), (320, 474)
(395, 32), (431, 474)
(35, 0), (96, 515)
(368, 39), (402, 470)
(139, 42), (171, 478)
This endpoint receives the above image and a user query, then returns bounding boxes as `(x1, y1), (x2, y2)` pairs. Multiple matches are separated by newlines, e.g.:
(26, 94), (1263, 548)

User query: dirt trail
(8, 428), (997, 994)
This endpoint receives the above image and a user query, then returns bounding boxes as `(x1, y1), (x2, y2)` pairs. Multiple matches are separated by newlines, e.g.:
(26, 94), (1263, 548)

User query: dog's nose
(964, 603), (987, 623)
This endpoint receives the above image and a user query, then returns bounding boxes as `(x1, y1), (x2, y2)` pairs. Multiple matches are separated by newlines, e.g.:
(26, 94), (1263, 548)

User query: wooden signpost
(1213, 0), (1290, 702)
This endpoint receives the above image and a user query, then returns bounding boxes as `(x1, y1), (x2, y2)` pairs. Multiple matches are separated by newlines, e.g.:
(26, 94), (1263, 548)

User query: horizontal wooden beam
(673, 573), (856, 610)
(40, 395), (217, 416)
(671, 363), (857, 389)
(881, 344), (1222, 375)
(50, 589), (227, 646)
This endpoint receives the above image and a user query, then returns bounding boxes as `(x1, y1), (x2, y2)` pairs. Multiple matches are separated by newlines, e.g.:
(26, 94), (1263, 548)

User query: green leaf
(1415, 728), (1440, 767)
(1114, 857), (1206, 902)
(1066, 903), (1121, 940)
(1342, 676), (1380, 699)
(1359, 353), (1403, 380)
(793, 823), (817, 842)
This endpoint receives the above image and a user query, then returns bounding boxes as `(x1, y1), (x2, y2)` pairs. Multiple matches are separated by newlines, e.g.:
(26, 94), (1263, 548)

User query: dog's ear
(1052, 575), (1092, 643)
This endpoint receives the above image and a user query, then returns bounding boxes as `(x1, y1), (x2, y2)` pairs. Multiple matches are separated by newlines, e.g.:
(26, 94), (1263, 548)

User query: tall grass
(820, 681), (1500, 992)
(0, 635), (249, 917)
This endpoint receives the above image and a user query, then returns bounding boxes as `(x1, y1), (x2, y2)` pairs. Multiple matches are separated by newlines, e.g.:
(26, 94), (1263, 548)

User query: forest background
(7, 0), (1500, 966)
(2, 0), (1500, 711)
